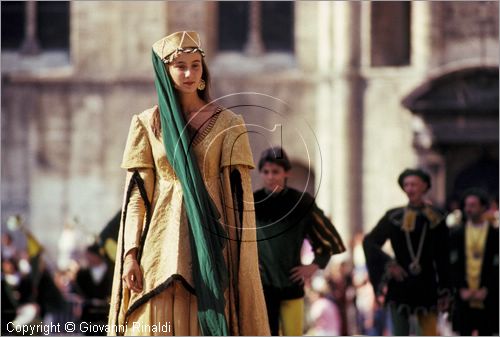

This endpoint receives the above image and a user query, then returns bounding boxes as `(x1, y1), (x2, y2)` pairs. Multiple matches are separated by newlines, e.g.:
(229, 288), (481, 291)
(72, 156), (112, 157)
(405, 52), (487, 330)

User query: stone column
(20, 1), (41, 55)
(411, 2), (433, 70)
(315, 1), (335, 224)
(412, 2), (446, 204)
(244, 1), (265, 56)
(316, 1), (364, 242)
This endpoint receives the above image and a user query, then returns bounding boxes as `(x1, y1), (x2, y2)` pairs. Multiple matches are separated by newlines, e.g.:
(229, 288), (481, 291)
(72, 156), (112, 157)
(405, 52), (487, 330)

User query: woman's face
(168, 52), (203, 94)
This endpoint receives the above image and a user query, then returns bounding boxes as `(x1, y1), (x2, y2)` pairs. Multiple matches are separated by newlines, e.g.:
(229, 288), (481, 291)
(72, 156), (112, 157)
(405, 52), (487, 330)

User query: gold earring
(198, 79), (206, 91)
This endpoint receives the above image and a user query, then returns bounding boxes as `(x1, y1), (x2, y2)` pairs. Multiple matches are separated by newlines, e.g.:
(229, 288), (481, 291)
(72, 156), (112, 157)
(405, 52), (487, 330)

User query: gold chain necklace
(405, 222), (427, 276)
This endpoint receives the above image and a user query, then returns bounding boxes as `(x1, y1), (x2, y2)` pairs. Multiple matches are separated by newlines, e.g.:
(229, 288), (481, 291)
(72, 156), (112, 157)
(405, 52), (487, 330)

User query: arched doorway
(452, 153), (499, 200)
(402, 67), (499, 207)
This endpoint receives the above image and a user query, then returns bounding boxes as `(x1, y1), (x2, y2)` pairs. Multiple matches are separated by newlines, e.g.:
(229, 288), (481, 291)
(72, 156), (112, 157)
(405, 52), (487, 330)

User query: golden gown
(108, 106), (270, 336)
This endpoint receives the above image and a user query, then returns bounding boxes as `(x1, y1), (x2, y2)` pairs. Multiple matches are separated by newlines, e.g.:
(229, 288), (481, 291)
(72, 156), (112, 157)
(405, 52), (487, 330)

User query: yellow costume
(465, 220), (489, 308)
(108, 106), (270, 335)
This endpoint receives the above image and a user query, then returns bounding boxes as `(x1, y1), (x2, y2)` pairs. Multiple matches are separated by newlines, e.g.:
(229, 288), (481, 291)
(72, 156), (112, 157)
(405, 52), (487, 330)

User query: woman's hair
(258, 146), (292, 172)
(152, 57), (211, 138)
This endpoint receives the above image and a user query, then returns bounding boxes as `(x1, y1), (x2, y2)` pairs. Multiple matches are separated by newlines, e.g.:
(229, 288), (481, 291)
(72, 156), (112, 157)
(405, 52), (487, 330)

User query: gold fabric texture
(465, 221), (489, 308)
(108, 106), (270, 335)
(402, 209), (417, 232)
(401, 206), (444, 232)
(124, 280), (198, 336)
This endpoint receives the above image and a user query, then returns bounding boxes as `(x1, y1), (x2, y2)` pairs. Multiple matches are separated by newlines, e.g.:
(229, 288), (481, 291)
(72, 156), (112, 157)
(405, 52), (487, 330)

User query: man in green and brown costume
(254, 147), (345, 336)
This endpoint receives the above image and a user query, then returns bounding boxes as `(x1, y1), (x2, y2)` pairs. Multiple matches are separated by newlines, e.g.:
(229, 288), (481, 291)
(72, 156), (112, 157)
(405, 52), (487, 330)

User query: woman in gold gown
(108, 31), (270, 336)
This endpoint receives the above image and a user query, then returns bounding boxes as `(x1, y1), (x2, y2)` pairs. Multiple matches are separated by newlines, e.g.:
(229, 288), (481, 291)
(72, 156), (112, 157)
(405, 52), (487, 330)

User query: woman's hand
(122, 249), (143, 293)
(289, 263), (320, 284)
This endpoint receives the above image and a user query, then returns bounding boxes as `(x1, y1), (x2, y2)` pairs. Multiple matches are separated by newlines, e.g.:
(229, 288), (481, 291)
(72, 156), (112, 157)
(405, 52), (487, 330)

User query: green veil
(152, 51), (229, 336)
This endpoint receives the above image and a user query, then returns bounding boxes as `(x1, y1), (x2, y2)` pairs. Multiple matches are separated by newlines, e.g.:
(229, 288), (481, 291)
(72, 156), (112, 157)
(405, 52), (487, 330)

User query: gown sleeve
(220, 114), (255, 169)
(108, 114), (155, 333)
(120, 115), (156, 258)
(219, 113), (270, 335)
(121, 115), (154, 170)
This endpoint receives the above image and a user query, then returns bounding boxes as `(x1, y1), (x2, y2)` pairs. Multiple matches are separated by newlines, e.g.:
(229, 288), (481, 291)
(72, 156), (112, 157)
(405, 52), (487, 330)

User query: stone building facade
(2, 2), (498, 260)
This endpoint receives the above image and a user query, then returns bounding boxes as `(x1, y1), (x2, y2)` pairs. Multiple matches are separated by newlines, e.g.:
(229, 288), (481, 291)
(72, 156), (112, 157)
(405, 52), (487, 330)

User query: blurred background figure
(72, 243), (113, 336)
(363, 169), (451, 336)
(350, 233), (389, 336)
(96, 210), (121, 263)
(1, 257), (37, 334)
(255, 147), (346, 336)
(1, 213), (119, 336)
(446, 198), (463, 228)
(57, 218), (86, 271)
(305, 274), (342, 336)
(2, 232), (18, 260)
(2, 215), (68, 334)
(449, 188), (499, 336)
(324, 259), (355, 336)
(485, 195), (499, 227)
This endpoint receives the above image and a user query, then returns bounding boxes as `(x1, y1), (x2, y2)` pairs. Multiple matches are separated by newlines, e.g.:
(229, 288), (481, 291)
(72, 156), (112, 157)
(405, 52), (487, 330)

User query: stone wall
(432, 1), (499, 67)
(1, 77), (157, 254)
(2, 2), (166, 256)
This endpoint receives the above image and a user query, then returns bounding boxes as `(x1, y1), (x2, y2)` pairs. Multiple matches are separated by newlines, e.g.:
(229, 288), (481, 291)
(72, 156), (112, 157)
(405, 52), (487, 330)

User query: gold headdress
(152, 31), (205, 64)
